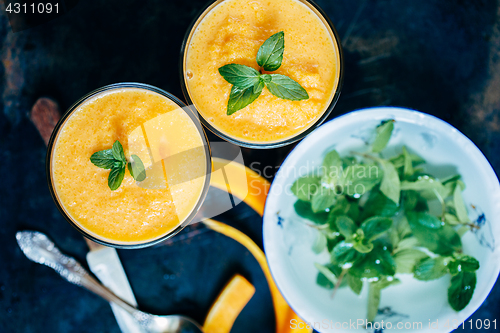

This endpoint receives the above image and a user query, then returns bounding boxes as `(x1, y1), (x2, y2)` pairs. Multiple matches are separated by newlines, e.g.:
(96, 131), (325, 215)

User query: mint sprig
(256, 31), (285, 71)
(90, 140), (146, 190)
(218, 31), (309, 115)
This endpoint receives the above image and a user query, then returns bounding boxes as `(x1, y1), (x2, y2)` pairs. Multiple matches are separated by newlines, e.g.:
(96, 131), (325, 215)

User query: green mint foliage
(347, 273), (363, 295)
(90, 140), (146, 190)
(290, 120), (480, 317)
(108, 163), (126, 191)
(379, 159), (400, 205)
(128, 155), (146, 182)
(265, 74), (309, 101)
(393, 248), (428, 274)
(291, 174), (320, 201)
(372, 120), (394, 153)
(413, 257), (449, 281)
(448, 255), (480, 275)
(218, 64), (260, 89)
(227, 84), (263, 116)
(90, 149), (115, 169)
(257, 31), (285, 71)
(293, 200), (329, 225)
(361, 217), (393, 241)
(336, 216), (357, 238)
(448, 271), (476, 311)
(112, 140), (126, 162)
(219, 31), (309, 115)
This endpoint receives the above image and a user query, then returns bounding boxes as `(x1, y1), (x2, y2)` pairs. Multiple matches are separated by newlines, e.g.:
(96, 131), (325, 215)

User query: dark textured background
(1, 0), (499, 332)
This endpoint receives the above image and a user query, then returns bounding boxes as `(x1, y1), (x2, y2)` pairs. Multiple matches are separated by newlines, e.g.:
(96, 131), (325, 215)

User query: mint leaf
(413, 257), (449, 281)
(322, 150), (343, 187)
(400, 177), (447, 200)
(312, 232), (327, 254)
(218, 64), (260, 89)
(359, 189), (399, 220)
(393, 249), (428, 274)
(448, 271), (476, 311)
(353, 239), (374, 253)
(265, 74), (309, 101)
(112, 140), (126, 163)
(128, 154), (146, 182)
(402, 146), (414, 178)
(361, 216), (393, 241)
(108, 164), (126, 191)
(90, 149), (115, 169)
(291, 175), (320, 201)
(390, 152), (425, 168)
(453, 184), (470, 223)
(294, 200), (329, 224)
(379, 160), (400, 205)
(411, 211), (442, 229)
(347, 273), (363, 295)
(372, 120), (394, 153)
(344, 164), (382, 198)
(256, 31), (285, 71)
(331, 241), (359, 265)
(350, 243), (396, 277)
(227, 83), (263, 115)
(407, 212), (462, 255)
(448, 255), (480, 275)
(403, 190), (428, 212)
(335, 216), (357, 238)
(310, 187), (336, 212)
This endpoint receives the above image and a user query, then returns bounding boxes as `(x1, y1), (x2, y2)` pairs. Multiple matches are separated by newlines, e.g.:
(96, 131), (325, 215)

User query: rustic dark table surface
(1, 0), (499, 332)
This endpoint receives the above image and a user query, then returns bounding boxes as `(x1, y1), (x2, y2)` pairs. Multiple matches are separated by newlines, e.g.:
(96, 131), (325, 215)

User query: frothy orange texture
(185, 0), (340, 144)
(51, 88), (207, 244)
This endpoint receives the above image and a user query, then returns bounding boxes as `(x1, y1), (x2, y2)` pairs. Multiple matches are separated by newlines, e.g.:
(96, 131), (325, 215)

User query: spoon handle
(16, 231), (140, 317)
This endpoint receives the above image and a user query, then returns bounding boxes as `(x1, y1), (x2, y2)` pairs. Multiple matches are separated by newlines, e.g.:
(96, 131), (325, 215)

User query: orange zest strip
(203, 274), (256, 333)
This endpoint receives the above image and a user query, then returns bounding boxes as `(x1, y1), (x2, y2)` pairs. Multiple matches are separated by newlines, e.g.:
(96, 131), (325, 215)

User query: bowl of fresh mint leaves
(263, 107), (500, 333)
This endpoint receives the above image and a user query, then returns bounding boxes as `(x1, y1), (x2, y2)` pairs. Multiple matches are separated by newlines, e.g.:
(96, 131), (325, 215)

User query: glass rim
(46, 82), (212, 249)
(179, 0), (344, 149)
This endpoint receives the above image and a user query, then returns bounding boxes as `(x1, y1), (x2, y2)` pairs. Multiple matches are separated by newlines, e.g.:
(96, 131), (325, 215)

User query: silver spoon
(16, 231), (204, 333)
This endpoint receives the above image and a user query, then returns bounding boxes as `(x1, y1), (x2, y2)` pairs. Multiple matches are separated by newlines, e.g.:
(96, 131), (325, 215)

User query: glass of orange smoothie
(181, 0), (343, 149)
(47, 83), (211, 248)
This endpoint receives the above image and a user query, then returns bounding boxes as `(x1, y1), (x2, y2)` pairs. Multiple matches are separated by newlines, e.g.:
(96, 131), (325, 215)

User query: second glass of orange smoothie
(181, 0), (343, 149)
(47, 83), (211, 248)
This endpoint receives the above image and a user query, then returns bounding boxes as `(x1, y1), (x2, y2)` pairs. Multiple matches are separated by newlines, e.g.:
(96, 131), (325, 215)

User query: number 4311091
(444, 319), (496, 330)
(5, 3), (59, 14)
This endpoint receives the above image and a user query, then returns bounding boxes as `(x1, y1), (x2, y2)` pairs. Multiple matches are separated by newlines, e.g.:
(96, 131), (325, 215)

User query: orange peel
(203, 274), (256, 333)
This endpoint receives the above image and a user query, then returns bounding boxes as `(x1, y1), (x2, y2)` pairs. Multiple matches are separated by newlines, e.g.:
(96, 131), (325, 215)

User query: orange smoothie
(184, 0), (341, 144)
(50, 87), (208, 245)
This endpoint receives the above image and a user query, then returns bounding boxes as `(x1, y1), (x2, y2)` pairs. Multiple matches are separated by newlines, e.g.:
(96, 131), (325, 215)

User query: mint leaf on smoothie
(90, 140), (147, 190)
(128, 154), (146, 182)
(219, 31), (309, 115)
(90, 150), (115, 169)
(218, 64), (260, 89)
(256, 31), (285, 71)
(265, 74), (309, 101)
(112, 140), (127, 163)
(227, 84), (263, 115)
(108, 164), (126, 191)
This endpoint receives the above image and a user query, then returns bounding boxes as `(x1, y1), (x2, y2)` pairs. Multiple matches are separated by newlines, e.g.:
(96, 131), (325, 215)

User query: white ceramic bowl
(263, 107), (500, 333)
